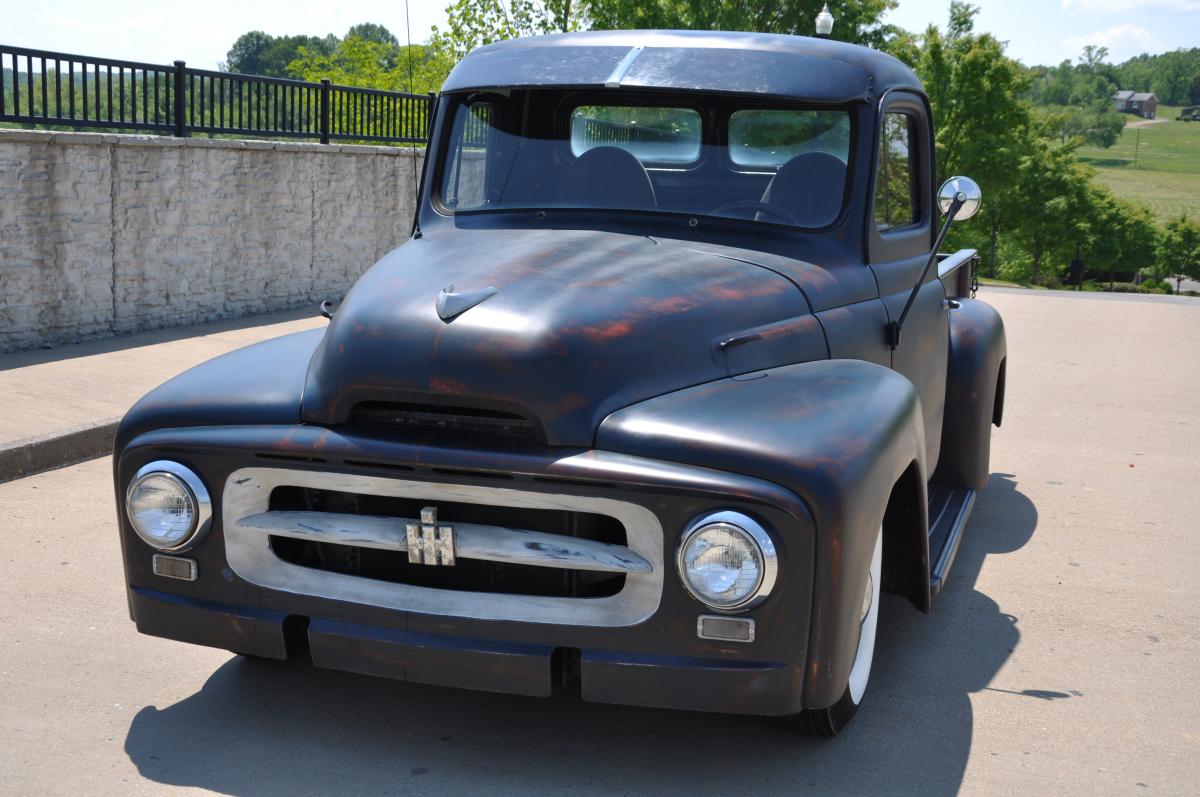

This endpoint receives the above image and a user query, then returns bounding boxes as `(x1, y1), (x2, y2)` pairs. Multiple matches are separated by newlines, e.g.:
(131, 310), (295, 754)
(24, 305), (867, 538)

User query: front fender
(597, 359), (928, 710)
(114, 329), (324, 455)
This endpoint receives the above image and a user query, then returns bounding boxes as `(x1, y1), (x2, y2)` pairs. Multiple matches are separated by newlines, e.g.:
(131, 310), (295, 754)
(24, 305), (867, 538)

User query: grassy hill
(1077, 106), (1200, 222)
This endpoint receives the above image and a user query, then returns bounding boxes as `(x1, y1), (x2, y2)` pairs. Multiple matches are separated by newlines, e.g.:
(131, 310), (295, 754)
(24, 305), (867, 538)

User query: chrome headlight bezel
(676, 511), (778, 612)
(125, 460), (212, 552)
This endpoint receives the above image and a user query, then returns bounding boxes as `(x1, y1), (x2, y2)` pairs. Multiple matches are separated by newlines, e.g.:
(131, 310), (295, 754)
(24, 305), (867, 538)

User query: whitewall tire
(781, 525), (883, 735)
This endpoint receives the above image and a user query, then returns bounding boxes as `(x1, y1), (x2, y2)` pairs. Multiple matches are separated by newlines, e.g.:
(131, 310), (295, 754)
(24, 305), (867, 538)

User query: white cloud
(1062, 24), (1165, 60)
(1062, 0), (1200, 11)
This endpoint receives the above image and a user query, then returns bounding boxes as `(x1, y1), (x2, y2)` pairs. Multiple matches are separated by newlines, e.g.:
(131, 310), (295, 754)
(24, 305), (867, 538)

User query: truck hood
(301, 228), (827, 446)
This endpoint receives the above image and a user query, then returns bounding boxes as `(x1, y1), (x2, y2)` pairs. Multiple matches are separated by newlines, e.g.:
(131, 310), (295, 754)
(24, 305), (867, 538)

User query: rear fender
(597, 359), (928, 710)
(933, 298), (1007, 490)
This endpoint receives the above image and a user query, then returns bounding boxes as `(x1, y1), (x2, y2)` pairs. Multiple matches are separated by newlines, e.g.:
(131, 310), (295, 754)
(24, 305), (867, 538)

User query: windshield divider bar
(604, 46), (645, 88)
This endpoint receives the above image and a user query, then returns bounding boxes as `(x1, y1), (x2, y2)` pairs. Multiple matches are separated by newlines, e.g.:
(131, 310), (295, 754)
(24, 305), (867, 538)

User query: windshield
(438, 91), (852, 230)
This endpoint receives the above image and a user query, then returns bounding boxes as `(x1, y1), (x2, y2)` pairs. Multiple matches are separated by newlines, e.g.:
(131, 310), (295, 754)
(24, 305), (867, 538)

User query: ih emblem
(406, 506), (456, 566)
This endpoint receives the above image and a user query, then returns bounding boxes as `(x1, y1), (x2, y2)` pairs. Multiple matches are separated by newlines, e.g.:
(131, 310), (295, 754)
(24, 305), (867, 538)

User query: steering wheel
(710, 200), (799, 226)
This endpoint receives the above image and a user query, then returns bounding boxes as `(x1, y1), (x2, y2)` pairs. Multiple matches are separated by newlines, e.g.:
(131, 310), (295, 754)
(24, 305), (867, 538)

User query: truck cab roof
(444, 29), (922, 103)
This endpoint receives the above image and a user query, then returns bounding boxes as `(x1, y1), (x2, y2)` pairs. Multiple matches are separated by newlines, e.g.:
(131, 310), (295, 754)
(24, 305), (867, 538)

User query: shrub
(1103, 282), (1140, 293)
(996, 259), (1032, 285)
(1161, 282), (1174, 295)
(1140, 278), (1161, 291)
(1081, 279), (1102, 292)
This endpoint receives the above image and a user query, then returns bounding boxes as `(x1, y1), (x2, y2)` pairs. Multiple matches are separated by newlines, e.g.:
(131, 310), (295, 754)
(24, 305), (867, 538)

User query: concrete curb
(0, 420), (119, 484)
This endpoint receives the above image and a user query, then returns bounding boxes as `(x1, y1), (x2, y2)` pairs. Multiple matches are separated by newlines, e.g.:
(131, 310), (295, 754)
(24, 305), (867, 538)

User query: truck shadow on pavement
(124, 473), (1038, 796)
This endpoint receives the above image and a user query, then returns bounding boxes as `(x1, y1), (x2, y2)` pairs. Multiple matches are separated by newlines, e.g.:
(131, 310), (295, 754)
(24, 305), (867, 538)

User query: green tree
(1025, 46), (1126, 148)
(1009, 137), (1094, 285)
(428, 0), (583, 68)
(288, 36), (444, 94)
(584, 1), (897, 47)
(225, 31), (273, 74)
(346, 23), (400, 48)
(914, 3), (1035, 277)
(1077, 186), (1158, 287)
(1158, 216), (1200, 293)
(1114, 47), (1200, 105)
(225, 32), (338, 76)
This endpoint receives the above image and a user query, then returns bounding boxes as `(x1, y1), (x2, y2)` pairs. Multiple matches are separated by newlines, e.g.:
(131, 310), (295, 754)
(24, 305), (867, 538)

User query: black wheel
(777, 688), (860, 736)
(778, 526), (882, 736)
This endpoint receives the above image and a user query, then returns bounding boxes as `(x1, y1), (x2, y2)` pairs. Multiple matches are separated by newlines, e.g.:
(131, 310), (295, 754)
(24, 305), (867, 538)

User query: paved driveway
(1, 289), (1197, 795)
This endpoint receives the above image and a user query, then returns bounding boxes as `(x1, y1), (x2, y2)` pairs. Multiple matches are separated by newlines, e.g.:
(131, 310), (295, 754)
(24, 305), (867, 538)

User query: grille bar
(236, 510), (653, 574)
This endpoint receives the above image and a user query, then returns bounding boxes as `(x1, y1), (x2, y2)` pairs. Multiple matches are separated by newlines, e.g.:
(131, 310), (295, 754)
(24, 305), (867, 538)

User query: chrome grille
(222, 468), (664, 627)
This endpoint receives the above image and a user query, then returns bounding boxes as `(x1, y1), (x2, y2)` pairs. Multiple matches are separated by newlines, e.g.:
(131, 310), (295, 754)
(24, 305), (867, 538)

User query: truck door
(867, 92), (947, 474)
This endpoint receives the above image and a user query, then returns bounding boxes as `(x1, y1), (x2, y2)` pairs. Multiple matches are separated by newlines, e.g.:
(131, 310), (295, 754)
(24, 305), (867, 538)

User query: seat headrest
(556, 146), (657, 211)
(761, 152), (847, 228)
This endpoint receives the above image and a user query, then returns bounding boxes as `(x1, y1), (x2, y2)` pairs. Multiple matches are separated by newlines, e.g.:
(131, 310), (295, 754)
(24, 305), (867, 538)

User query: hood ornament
(436, 284), (498, 322)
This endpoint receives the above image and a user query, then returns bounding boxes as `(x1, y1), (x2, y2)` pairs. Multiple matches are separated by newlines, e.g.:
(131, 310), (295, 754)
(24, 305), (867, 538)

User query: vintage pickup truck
(114, 30), (1006, 735)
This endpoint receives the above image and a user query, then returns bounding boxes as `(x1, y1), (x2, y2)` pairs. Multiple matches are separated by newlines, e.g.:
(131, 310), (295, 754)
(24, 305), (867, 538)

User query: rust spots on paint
(757, 315), (820, 341)
(640, 295), (697, 315)
(541, 392), (589, 422)
(429, 376), (468, 395)
(709, 278), (792, 302)
(577, 320), (634, 343)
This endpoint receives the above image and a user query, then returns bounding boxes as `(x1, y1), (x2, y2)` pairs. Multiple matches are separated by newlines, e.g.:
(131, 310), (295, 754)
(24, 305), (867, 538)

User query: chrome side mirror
(938, 176), (981, 221)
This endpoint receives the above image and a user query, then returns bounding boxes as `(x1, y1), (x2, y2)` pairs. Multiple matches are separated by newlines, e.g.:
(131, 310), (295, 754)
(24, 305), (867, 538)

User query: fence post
(173, 61), (187, 137)
(320, 79), (331, 144)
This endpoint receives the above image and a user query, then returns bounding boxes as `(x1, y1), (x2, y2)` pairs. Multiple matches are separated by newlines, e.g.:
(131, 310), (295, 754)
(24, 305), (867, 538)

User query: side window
(875, 112), (919, 230)
(443, 102), (494, 209)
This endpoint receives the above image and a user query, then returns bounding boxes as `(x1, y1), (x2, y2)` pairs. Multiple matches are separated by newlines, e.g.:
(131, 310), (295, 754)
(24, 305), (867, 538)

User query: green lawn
(1077, 106), (1200, 173)
(1088, 167), (1200, 222)
(1076, 108), (1200, 221)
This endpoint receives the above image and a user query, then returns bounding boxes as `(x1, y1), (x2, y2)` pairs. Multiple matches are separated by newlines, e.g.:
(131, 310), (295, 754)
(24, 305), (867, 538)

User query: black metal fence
(0, 44), (432, 144)
(578, 117), (687, 148)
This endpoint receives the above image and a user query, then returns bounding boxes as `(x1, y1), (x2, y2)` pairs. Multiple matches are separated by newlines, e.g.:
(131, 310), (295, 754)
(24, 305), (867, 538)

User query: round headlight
(677, 511), (777, 611)
(125, 461), (211, 551)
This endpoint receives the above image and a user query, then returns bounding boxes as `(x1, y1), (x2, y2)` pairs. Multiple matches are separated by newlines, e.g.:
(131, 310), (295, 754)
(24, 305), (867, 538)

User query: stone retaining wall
(0, 129), (422, 353)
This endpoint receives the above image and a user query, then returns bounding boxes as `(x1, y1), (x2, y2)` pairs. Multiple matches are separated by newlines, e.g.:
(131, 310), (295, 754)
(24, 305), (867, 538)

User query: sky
(885, 0), (1200, 65)
(3, 0), (1198, 71)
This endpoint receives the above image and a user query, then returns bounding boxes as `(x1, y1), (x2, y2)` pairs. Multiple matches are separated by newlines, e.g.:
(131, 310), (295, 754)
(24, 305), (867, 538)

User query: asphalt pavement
(0, 288), (1197, 796)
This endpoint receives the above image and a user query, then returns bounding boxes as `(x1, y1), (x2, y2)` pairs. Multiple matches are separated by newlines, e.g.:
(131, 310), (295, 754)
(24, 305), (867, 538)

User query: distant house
(1113, 90), (1158, 119)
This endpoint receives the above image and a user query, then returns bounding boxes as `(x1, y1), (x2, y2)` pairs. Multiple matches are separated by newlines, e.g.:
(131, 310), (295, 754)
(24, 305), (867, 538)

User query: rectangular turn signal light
(152, 554), (197, 581)
(697, 614), (755, 643)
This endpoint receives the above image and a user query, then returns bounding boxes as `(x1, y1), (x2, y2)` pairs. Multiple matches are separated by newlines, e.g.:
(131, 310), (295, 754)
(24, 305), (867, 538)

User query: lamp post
(815, 3), (835, 38)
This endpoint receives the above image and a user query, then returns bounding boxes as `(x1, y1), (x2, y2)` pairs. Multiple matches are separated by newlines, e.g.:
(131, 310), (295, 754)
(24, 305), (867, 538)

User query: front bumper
(131, 586), (804, 714)
(117, 425), (816, 716)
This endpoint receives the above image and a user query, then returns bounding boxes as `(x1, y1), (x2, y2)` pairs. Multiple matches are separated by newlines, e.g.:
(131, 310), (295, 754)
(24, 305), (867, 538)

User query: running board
(926, 485), (976, 597)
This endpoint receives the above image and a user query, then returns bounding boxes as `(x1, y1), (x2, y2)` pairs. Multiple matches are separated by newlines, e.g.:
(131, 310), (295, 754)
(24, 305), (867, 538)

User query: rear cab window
(728, 110), (850, 169)
(569, 105), (702, 165)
